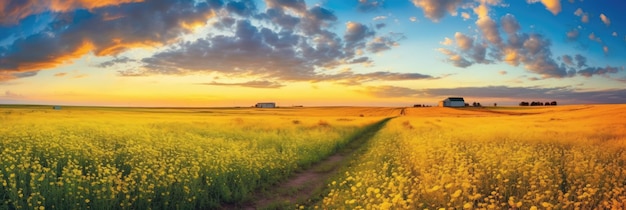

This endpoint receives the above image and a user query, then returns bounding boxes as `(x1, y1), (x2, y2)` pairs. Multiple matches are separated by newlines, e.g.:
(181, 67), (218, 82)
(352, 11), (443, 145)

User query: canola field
(2, 105), (626, 209)
(318, 105), (626, 209)
(0, 106), (386, 209)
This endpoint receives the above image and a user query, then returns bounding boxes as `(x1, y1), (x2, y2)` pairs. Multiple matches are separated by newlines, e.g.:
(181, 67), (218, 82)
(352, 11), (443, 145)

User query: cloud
(562, 55), (574, 66)
(499, 70), (507, 75)
(438, 13), (620, 79)
(409, 16), (418, 22)
(461, 12), (470, 20)
(439, 48), (472, 68)
(54, 72), (68, 77)
(603, 46), (609, 55)
(200, 80), (284, 88)
(360, 85), (420, 98)
(577, 66), (621, 78)
(600, 14), (610, 26)
(411, 0), (464, 21)
(130, 10), (426, 85)
(96, 56), (136, 68)
(527, 0), (561, 15)
(367, 36), (398, 53)
(588, 32), (602, 43)
(500, 14), (520, 35)
(566, 28), (580, 41)
(573, 8), (589, 23)
(375, 23), (386, 29)
(357, 0), (384, 12)
(0, 0), (143, 25)
(476, 16), (502, 46)
(454, 32), (474, 51)
(1, 0), (218, 78)
(372, 16), (387, 21)
(574, 54), (587, 68)
(440, 37), (453, 45)
(344, 21), (376, 50)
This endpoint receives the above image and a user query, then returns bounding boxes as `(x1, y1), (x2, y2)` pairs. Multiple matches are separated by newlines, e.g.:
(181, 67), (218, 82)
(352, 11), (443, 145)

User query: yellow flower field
(2, 105), (626, 209)
(0, 106), (382, 209)
(318, 105), (626, 209)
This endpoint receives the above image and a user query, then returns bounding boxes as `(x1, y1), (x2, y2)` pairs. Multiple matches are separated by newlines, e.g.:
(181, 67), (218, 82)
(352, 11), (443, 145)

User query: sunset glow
(1, 0), (625, 106)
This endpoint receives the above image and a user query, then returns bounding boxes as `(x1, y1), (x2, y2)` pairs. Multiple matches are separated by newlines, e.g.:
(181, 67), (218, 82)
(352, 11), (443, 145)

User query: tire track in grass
(221, 117), (394, 210)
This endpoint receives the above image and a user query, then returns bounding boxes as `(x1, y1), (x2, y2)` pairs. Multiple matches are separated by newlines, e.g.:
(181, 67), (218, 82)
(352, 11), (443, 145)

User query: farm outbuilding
(439, 97), (465, 107)
(52, 106), (62, 110)
(255, 102), (276, 108)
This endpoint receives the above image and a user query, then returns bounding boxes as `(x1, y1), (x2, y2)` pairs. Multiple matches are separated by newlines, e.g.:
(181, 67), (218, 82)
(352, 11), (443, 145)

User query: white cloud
(409, 16), (418, 22)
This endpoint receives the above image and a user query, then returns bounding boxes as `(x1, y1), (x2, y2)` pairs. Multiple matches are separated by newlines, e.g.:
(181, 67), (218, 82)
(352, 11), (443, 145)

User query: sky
(1, 0), (625, 107)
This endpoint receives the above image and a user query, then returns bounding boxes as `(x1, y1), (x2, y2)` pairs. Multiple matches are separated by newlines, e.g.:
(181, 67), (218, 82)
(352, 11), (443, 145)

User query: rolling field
(1, 105), (625, 209)
(319, 105), (626, 209)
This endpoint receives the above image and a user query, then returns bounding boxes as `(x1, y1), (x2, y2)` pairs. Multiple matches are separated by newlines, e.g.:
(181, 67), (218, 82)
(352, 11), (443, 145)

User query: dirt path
(221, 118), (393, 210)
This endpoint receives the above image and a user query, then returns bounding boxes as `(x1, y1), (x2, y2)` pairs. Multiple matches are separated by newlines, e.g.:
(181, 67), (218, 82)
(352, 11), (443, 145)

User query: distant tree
(494, 103), (497, 107)
(545, 102), (551, 106)
(472, 102), (477, 107)
(551, 101), (557, 106)
(519, 101), (529, 106)
(477, 102), (481, 107)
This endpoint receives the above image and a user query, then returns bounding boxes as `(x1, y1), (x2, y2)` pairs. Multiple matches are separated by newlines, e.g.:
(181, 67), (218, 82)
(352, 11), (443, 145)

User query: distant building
(52, 106), (62, 110)
(439, 97), (465, 107)
(255, 102), (276, 108)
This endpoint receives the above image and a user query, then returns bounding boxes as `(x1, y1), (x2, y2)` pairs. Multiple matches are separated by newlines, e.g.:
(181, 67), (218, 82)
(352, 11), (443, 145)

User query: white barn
(255, 102), (276, 108)
(439, 97), (465, 107)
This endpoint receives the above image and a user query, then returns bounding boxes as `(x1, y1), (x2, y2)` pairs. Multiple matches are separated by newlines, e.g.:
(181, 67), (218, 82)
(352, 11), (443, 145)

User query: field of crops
(0, 106), (384, 209)
(318, 105), (626, 209)
(1, 105), (626, 209)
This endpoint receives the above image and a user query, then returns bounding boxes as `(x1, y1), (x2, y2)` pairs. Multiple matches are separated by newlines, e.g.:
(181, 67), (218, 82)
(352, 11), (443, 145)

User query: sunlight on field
(318, 105), (626, 209)
(2, 105), (626, 209)
(0, 106), (381, 209)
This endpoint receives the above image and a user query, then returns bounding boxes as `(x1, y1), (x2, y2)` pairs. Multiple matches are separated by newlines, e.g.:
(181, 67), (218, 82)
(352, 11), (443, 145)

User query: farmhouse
(255, 102), (276, 108)
(52, 106), (62, 110)
(438, 97), (465, 107)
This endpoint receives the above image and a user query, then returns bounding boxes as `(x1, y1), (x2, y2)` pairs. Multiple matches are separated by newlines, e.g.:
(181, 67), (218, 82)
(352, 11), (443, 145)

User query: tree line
(519, 101), (557, 106)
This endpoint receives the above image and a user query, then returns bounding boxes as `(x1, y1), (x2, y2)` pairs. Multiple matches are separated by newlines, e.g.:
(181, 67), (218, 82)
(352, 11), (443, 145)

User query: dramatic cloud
(200, 80), (284, 88)
(527, 0), (561, 15)
(438, 13), (620, 79)
(411, 0), (464, 21)
(0, 0), (217, 76)
(600, 14), (611, 26)
(0, 0), (144, 25)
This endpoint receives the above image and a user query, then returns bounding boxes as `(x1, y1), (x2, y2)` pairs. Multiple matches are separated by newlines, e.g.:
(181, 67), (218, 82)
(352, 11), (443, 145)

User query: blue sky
(0, 0), (625, 106)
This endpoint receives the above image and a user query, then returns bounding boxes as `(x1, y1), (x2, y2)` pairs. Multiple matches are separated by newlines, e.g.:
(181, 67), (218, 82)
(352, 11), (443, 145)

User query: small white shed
(255, 102), (276, 108)
(439, 97), (465, 107)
